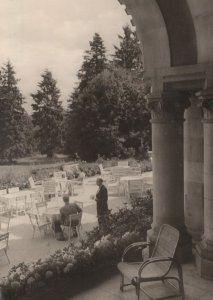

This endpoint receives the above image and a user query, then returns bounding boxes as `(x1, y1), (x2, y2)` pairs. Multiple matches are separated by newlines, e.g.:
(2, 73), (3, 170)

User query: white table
(43, 207), (61, 222)
(120, 175), (144, 183)
(120, 175), (153, 198)
(0, 190), (36, 209)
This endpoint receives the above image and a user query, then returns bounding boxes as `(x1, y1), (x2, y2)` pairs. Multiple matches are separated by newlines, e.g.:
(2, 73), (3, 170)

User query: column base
(186, 226), (203, 243)
(147, 225), (192, 263)
(195, 239), (213, 280)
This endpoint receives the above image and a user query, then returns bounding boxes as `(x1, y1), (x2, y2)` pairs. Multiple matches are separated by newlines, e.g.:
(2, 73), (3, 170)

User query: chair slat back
(8, 187), (19, 194)
(98, 164), (104, 174)
(112, 167), (130, 180)
(118, 161), (129, 167)
(0, 232), (9, 243)
(0, 216), (10, 232)
(43, 180), (56, 195)
(69, 212), (82, 224)
(152, 224), (179, 273)
(28, 177), (35, 188)
(128, 179), (143, 197)
(31, 192), (44, 204)
(53, 171), (67, 179)
(16, 195), (26, 207)
(0, 189), (7, 196)
(128, 167), (141, 176)
(36, 202), (47, 217)
(36, 201), (47, 209)
(28, 213), (39, 227)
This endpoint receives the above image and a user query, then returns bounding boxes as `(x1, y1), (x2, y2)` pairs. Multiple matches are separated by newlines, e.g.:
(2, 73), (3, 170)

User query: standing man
(95, 178), (109, 228)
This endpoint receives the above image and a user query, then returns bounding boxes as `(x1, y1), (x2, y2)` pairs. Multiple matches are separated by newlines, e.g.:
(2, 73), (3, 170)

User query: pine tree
(0, 61), (29, 161)
(31, 70), (63, 158)
(113, 26), (143, 71)
(77, 33), (107, 91)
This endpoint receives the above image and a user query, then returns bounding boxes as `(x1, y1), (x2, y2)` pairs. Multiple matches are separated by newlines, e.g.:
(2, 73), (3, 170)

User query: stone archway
(118, 0), (213, 279)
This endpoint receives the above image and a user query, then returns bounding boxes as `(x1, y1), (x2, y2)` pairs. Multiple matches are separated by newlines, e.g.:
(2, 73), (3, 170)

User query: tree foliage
(31, 70), (63, 157)
(66, 68), (150, 161)
(77, 33), (107, 91)
(113, 25), (143, 71)
(0, 61), (32, 161)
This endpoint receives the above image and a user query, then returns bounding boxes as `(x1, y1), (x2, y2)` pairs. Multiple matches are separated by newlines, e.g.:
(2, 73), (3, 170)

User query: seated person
(53, 195), (82, 240)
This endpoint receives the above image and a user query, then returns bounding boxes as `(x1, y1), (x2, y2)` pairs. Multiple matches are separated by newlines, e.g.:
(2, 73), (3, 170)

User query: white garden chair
(28, 176), (44, 192)
(0, 189), (7, 196)
(28, 213), (51, 239)
(0, 232), (10, 264)
(0, 216), (11, 234)
(53, 171), (67, 180)
(8, 187), (19, 194)
(99, 164), (112, 179)
(118, 160), (129, 167)
(125, 179), (143, 199)
(64, 213), (82, 242)
(43, 180), (58, 201)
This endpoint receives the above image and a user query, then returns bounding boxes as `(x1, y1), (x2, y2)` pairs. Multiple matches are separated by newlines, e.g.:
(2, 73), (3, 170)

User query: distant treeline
(0, 26), (151, 162)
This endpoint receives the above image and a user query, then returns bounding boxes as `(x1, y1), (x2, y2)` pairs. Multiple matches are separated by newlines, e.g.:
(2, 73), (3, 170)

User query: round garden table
(43, 207), (61, 222)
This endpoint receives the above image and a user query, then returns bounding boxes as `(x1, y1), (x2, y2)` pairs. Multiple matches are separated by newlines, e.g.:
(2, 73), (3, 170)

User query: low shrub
(78, 162), (100, 177)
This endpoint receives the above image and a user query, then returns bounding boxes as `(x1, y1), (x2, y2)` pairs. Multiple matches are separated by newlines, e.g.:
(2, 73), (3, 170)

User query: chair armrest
(35, 180), (43, 185)
(138, 256), (174, 277)
(122, 241), (150, 262)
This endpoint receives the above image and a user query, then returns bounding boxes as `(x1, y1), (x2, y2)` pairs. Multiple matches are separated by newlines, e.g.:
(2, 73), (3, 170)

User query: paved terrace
(0, 175), (213, 299)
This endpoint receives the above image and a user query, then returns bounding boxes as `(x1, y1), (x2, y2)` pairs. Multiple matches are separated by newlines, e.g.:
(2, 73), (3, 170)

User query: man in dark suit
(53, 195), (82, 240)
(95, 178), (109, 227)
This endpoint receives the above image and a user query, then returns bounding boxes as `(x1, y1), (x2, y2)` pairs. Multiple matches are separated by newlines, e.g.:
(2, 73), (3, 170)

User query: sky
(0, 0), (131, 113)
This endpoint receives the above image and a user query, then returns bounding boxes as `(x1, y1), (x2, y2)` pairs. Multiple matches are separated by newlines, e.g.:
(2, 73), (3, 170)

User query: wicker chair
(117, 224), (185, 300)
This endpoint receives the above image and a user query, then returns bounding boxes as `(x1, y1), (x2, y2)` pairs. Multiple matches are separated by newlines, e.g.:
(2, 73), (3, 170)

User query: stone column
(184, 97), (204, 242)
(147, 91), (192, 262)
(195, 90), (213, 279)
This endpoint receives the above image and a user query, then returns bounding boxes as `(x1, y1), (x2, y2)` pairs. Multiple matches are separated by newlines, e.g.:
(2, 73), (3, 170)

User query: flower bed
(1, 232), (141, 300)
(0, 191), (152, 300)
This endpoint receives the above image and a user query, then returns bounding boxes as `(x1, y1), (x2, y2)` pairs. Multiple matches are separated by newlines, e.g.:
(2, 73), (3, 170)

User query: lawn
(0, 154), (71, 189)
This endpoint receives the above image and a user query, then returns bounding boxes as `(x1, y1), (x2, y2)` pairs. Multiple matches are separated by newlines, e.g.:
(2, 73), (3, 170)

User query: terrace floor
(70, 265), (213, 300)
(1, 174), (213, 299)
(0, 176), (128, 278)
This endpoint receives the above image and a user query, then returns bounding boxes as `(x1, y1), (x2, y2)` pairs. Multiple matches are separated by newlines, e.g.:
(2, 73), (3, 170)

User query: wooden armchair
(117, 224), (185, 300)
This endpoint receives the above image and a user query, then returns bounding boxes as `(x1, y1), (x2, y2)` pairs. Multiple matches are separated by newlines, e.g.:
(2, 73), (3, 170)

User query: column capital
(147, 91), (190, 123)
(196, 89), (213, 122)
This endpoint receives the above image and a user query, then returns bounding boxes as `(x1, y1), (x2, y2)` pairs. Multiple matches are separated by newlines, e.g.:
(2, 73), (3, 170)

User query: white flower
(94, 240), (101, 248)
(27, 277), (35, 285)
(20, 275), (25, 281)
(45, 270), (53, 279)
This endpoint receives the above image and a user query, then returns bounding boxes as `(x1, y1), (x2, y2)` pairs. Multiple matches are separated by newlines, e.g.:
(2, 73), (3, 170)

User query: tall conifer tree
(113, 25), (143, 71)
(31, 70), (63, 157)
(77, 33), (107, 91)
(0, 61), (29, 161)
